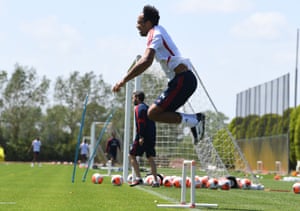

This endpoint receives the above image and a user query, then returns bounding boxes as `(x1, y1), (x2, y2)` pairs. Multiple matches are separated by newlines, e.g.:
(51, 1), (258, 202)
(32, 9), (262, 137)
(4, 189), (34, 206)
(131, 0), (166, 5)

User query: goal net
(123, 56), (259, 185)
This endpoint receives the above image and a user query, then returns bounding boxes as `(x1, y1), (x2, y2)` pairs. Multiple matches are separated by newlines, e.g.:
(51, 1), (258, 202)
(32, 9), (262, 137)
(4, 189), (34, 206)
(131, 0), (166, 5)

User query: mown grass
(0, 162), (299, 211)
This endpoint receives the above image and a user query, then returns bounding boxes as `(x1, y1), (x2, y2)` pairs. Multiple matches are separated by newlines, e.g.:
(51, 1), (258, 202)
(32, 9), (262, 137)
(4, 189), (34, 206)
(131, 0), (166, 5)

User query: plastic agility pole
(71, 94), (89, 183)
(157, 160), (218, 208)
(82, 109), (116, 182)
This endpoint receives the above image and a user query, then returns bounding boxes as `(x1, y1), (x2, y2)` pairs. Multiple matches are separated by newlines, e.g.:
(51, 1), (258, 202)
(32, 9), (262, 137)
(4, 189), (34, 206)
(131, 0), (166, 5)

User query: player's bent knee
(147, 105), (163, 121)
(147, 111), (155, 121)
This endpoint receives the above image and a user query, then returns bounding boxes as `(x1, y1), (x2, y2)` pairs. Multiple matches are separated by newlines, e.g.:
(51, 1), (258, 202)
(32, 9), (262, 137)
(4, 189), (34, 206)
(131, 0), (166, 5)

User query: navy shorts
(129, 139), (156, 158)
(108, 152), (117, 160)
(81, 153), (88, 160)
(154, 70), (197, 111)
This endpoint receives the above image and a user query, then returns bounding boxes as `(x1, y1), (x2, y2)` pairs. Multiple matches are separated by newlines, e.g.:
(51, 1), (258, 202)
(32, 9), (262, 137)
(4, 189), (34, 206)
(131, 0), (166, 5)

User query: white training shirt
(32, 140), (41, 152)
(147, 25), (192, 80)
(80, 143), (89, 155)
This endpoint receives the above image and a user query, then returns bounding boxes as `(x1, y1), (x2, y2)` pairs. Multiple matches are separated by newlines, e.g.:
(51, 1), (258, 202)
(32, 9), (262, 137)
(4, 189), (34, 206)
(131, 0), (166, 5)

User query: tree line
(0, 64), (299, 167)
(0, 64), (124, 161)
(229, 108), (300, 167)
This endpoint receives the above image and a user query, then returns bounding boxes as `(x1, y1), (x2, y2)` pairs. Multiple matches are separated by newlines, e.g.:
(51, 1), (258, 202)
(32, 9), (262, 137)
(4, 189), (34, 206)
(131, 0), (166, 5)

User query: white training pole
(131, 73), (141, 182)
(181, 161), (187, 204)
(122, 82), (132, 181)
(107, 160), (112, 176)
(182, 160), (195, 207)
(190, 160), (196, 206)
(123, 55), (141, 182)
(157, 160), (218, 209)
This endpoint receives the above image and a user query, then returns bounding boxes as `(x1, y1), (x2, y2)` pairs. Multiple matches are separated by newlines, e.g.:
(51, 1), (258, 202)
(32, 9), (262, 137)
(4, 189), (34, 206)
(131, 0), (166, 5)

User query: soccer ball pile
(91, 172), (264, 191)
(91, 173), (103, 184)
(159, 175), (263, 191)
(161, 175), (210, 189)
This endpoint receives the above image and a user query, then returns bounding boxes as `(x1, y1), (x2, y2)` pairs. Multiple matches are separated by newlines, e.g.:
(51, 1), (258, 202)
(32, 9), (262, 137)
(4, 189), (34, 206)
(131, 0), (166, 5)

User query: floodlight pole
(295, 28), (299, 108)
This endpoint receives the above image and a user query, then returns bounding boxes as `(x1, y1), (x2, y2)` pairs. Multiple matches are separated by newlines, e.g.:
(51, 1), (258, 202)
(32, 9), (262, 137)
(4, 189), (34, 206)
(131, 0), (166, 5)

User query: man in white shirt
(112, 5), (205, 144)
(80, 139), (89, 165)
(31, 137), (41, 167)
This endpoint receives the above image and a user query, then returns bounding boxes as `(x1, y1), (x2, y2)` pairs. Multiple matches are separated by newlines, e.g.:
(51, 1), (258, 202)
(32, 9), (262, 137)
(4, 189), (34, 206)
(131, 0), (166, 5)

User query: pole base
(157, 203), (218, 208)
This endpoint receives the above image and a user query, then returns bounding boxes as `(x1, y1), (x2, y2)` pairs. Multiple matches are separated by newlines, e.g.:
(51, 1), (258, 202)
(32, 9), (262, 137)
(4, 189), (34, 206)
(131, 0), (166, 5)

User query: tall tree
(290, 106), (300, 164)
(1, 65), (50, 140)
(0, 71), (8, 110)
(54, 71), (112, 136)
(0, 65), (50, 160)
(204, 110), (229, 138)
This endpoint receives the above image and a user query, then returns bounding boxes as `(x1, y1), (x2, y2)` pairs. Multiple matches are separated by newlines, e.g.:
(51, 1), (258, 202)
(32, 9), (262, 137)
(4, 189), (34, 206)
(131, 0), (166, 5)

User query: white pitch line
(135, 186), (177, 202)
(0, 202), (16, 205)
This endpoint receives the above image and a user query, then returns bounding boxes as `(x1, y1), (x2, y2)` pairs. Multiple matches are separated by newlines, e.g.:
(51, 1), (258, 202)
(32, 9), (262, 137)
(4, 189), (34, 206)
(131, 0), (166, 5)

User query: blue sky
(0, 0), (299, 120)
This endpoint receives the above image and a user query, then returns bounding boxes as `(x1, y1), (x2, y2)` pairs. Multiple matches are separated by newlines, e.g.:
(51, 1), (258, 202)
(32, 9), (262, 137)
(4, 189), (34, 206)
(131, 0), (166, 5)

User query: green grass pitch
(0, 162), (299, 211)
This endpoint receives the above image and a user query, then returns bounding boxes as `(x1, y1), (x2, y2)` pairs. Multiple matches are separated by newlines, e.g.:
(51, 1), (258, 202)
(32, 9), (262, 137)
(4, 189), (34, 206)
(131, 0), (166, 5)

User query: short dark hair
(133, 91), (145, 102)
(143, 5), (160, 26)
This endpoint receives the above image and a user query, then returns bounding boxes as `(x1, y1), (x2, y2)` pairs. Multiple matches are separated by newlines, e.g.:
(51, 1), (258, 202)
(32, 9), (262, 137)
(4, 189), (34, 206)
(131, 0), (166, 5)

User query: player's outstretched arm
(112, 48), (155, 92)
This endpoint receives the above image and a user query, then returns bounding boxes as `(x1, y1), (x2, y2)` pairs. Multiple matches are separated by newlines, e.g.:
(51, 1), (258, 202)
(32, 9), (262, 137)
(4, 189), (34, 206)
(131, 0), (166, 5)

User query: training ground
(0, 162), (299, 211)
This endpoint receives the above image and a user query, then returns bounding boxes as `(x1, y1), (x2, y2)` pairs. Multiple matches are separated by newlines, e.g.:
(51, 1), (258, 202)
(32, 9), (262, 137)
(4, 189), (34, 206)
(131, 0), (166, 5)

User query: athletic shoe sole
(191, 113), (205, 145)
(129, 179), (143, 187)
(152, 183), (160, 188)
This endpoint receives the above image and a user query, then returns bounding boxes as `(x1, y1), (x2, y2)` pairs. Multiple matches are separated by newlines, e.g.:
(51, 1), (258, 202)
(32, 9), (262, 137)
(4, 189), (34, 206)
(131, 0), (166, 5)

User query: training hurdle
(98, 160), (122, 176)
(157, 160), (218, 208)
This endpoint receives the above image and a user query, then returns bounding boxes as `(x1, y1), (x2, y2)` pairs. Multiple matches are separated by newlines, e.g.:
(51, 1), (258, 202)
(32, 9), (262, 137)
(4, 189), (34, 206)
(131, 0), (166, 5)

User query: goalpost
(122, 55), (259, 186)
(89, 121), (112, 169)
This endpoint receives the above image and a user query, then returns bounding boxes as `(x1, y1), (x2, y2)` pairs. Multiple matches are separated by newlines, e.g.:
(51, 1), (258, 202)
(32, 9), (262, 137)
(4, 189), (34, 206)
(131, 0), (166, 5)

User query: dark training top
(106, 138), (120, 156)
(134, 102), (156, 143)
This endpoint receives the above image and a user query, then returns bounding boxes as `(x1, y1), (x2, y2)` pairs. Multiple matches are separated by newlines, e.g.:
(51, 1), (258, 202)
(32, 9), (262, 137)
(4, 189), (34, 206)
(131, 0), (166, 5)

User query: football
(240, 178), (252, 190)
(207, 178), (218, 189)
(292, 182), (300, 194)
(173, 176), (182, 188)
(185, 176), (191, 188)
(111, 175), (123, 186)
(143, 175), (161, 186)
(162, 176), (173, 187)
(127, 174), (133, 184)
(91, 173), (103, 184)
(194, 175), (202, 188)
(143, 175), (153, 185)
(199, 176), (209, 188)
(218, 178), (231, 190)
